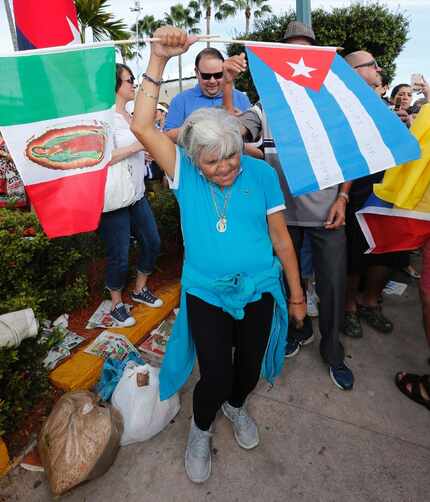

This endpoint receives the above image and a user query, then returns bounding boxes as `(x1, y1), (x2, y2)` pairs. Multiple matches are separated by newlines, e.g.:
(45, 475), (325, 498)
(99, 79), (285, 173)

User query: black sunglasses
(197, 70), (224, 81)
(353, 60), (380, 70)
(122, 76), (135, 84)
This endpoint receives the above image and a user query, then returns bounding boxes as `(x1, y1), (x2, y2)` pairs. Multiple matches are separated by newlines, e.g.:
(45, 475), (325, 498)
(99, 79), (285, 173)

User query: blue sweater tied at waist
(159, 258), (289, 400)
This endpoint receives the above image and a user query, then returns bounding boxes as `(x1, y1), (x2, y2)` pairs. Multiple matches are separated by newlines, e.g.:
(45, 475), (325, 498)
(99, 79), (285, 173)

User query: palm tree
(74, 0), (132, 60)
(164, 3), (201, 92)
(188, 1), (236, 47)
(130, 15), (164, 59)
(229, 0), (272, 35)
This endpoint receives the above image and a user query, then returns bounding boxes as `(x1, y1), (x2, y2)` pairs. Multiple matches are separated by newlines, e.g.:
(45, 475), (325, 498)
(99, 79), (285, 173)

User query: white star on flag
(287, 57), (317, 78)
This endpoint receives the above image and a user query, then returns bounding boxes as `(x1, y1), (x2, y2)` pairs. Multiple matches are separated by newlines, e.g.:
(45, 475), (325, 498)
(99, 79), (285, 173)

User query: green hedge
(0, 330), (62, 437)
(0, 209), (104, 319)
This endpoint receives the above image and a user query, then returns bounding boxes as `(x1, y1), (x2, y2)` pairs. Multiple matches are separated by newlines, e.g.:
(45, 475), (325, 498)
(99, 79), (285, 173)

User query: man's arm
(324, 181), (352, 230)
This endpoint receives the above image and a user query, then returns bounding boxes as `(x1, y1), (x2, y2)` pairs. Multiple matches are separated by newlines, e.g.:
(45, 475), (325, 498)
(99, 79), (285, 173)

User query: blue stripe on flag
(330, 56), (420, 165)
(304, 84), (371, 182)
(365, 193), (393, 209)
(246, 48), (319, 195)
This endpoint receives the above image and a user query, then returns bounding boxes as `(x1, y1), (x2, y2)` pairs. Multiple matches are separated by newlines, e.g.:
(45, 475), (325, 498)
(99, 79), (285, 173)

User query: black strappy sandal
(395, 372), (430, 410)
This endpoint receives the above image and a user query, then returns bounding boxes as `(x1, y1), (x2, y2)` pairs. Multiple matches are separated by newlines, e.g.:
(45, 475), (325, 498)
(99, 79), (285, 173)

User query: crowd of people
(3, 21), (429, 484)
(122, 23), (430, 483)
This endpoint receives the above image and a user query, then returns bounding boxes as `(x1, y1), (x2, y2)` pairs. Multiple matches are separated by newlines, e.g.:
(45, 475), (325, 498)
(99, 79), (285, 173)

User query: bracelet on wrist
(338, 191), (349, 203)
(139, 89), (158, 101)
(142, 73), (163, 86)
(289, 298), (306, 305)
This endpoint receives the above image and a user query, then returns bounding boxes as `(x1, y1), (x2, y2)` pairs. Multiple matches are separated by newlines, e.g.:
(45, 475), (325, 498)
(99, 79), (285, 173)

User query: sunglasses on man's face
(353, 60), (380, 70)
(122, 76), (135, 85)
(198, 70), (224, 81)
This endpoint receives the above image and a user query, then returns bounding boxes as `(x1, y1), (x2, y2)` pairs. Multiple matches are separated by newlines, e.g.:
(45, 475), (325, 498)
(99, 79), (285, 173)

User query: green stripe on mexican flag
(0, 45), (115, 237)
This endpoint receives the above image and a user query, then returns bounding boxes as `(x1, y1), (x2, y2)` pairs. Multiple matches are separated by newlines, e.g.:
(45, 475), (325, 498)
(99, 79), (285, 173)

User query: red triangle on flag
(248, 45), (336, 91)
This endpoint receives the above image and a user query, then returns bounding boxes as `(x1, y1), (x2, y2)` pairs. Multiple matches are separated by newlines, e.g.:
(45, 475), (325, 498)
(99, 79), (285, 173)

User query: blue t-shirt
(164, 85), (251, 131)
(169, 147), (285, 304)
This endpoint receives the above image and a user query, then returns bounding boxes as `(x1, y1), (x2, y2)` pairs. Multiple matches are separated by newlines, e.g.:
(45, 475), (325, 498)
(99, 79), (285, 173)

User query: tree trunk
(245, 8), (251, 35)
(206, 7), (211, 48)
(4, 0), (18, 50)
(178, 54), (183, 93)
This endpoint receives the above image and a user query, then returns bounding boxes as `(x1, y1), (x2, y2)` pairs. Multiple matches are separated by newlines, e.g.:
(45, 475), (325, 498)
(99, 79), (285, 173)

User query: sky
(0, 0), (429, 89)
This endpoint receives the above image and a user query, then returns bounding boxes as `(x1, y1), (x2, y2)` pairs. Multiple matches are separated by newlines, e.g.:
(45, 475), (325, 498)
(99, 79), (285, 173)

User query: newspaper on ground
(138, 310), (178, 366)
(383, 280), (408, 296)
(86, 300), (133, 329)
(41, 315), (86, 370)
(44, 345), (71, 371)
(84, 330), (140, 360)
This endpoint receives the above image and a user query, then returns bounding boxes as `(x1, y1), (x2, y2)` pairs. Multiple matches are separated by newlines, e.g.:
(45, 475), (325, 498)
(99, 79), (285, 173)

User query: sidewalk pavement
(1, 273), (429, 502)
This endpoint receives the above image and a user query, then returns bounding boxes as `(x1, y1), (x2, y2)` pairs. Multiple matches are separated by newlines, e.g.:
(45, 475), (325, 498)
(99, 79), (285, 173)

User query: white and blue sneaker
(110, 303), (136, 328)
(131, 287), (163, 307)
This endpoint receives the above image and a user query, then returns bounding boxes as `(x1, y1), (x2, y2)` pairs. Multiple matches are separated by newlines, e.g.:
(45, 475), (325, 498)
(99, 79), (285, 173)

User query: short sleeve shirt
(240, 108), (339, 227)
(165, 85), (251, 131)
(169, 147), (285, 304)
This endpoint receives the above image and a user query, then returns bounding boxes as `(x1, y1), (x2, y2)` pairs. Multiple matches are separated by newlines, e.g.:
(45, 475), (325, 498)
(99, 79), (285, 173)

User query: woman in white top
(98, 63), (163, 327)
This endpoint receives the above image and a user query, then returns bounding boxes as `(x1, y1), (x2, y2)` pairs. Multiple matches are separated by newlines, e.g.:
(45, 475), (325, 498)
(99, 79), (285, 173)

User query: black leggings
(187, 292), (274, 431)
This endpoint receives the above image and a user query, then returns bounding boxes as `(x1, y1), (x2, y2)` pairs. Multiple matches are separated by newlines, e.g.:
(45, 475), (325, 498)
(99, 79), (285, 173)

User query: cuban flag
(356, 105), (430, 253)
(355, 194), (430, 253)
(13, 0), (80, 50)
(246, 45), (421, 196)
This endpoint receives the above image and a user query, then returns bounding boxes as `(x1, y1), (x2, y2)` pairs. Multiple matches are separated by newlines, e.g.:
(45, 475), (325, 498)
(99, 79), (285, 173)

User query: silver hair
(177, 107), (243, 165)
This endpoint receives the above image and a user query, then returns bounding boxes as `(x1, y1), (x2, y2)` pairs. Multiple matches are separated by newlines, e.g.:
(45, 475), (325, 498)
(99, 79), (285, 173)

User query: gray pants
(288, 226), (346, 367)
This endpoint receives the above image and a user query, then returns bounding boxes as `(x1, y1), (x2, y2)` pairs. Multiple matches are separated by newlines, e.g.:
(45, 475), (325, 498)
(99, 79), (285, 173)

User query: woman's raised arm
(131, 27), (196, 179)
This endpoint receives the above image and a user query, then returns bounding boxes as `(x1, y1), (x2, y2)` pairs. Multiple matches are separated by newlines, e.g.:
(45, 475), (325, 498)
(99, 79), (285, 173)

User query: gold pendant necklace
(209, 184), (232, 233)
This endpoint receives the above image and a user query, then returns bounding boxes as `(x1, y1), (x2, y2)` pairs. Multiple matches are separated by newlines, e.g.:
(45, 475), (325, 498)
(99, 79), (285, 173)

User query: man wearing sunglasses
(165, 48), (251, 142)
(345, 51), (382, 89)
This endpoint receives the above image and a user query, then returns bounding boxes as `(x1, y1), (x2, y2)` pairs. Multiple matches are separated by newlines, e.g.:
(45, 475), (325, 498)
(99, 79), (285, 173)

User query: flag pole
(0, 36), (342, 58)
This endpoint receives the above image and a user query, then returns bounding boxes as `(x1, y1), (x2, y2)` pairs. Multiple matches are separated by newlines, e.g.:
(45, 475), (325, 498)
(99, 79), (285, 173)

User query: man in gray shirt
(233, 21), (353, 391)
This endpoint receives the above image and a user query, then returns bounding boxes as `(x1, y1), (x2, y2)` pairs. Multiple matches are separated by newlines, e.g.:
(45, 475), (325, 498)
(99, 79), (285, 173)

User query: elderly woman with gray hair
(131, 27), (305, 484)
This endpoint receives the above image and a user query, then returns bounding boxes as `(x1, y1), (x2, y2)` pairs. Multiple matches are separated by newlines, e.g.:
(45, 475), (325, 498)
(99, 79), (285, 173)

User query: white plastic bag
(111, 362), (180, 446)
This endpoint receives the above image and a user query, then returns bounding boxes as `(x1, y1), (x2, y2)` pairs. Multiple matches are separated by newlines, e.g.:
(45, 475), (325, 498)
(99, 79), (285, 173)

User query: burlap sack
(38, 390), (123, 495)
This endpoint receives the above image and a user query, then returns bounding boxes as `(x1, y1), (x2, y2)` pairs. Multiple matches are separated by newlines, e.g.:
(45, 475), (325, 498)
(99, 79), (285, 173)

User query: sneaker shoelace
(234, 408), (253, 430)
(190, 428), (212, 459)
(111, 303), (128, 321)
(140, 288), (157, 303)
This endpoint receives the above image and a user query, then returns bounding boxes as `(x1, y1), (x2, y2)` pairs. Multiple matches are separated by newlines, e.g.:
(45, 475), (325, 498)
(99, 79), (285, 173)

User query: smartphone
(411, 73), (424, 93)
(394, 96), (402, 111)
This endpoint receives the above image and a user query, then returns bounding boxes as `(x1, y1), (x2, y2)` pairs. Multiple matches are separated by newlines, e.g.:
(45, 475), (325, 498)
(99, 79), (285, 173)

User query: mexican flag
(0, 45), (115, 238)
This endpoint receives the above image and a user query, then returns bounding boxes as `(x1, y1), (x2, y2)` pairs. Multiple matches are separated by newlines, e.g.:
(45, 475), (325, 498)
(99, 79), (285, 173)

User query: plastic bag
(96, 352), (145, 401)
(111, 362), (180, 446)
(38, 390), (123, 496)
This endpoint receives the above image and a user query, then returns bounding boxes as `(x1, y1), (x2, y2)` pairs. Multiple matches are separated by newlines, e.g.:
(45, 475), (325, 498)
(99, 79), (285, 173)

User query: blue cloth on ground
(97, 352), (145, 401)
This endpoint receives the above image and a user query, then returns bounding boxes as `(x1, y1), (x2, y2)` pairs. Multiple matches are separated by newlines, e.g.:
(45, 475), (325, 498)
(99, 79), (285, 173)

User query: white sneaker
(184, 418), (212, 483)
(306, 291), (319, 318)
(222, 402), (259, 450)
